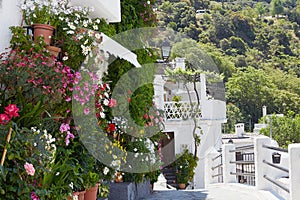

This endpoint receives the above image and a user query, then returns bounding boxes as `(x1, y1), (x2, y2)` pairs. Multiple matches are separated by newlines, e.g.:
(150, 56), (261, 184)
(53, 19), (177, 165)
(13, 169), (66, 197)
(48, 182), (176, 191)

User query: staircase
(162, 167), (178, 188)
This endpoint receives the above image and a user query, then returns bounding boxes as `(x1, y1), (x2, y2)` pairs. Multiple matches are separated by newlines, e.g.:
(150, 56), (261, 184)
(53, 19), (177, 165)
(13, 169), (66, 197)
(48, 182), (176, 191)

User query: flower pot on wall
(33, 23), (54, 45)
(84, 183), (99, 200)
(178, 183), (186, 189)
(46, 45), (61, 57)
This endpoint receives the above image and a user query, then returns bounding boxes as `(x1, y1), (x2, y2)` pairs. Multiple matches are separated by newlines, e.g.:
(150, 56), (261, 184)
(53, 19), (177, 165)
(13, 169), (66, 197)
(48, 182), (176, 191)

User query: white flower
(133, 148), (138, 152)
(67, 30), (75, 35)
(83, 21), (88, 27)
(147, 0), (150, 4)
(95, 19), (100, 23)
(93, 25), (98, 30)
(103, 167), (109, 175)
(103, 99), (109, 106)
(100, 112), (105, 118)
(34, 143), (37, 147)
(56, 172), (60, 176)
(69, 182), (74, 189)
(62, 56), (69, 61)
(88, 30), (93, 37)
(111, 160), (120, 167)
(95, 33), (101, 39)
(72, 195), (78, 200)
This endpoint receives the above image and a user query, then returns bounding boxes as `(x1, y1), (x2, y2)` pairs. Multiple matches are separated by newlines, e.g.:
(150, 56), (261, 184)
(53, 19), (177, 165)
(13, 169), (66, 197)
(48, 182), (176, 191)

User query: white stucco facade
(155, 71), (227, 189)
(0, 0), (22, 53)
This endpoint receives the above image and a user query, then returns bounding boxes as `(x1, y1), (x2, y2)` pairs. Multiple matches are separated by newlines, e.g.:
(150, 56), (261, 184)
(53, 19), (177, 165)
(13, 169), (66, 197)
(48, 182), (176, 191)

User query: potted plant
(20, 0), (61, 45)
(175, 149), (198, 189)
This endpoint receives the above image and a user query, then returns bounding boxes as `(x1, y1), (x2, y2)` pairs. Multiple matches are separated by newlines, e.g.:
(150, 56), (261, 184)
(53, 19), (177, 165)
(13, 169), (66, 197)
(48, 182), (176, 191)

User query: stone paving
(140, 190), (209, 200)
(141, 183), (284, 200)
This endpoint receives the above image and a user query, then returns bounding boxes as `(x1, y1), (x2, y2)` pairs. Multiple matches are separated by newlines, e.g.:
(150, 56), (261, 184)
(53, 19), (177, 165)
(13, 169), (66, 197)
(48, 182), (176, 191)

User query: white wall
(70, 0), (121, 23)
(164, 119), (196, 155)
(0, 0), (22, 53)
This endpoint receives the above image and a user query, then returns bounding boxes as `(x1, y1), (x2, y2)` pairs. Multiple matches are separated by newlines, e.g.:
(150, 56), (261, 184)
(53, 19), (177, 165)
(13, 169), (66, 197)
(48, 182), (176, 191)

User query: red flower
(108, 123), (116, 132)
(0, 114), (10, 125)
(143, 114), (149, 119)
(4, 104), (19, 118)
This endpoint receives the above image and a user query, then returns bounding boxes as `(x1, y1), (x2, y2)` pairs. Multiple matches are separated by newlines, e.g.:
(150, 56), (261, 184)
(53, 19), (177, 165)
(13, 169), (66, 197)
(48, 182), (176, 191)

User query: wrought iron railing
(230, 145), (255, 186)
(164, 101), (201, 120)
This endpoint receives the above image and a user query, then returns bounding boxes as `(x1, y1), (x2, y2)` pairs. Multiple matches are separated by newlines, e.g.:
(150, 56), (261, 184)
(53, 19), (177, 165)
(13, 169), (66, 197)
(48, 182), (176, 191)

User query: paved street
(141, 190), (209, 200)
(141, 183), (284, 200)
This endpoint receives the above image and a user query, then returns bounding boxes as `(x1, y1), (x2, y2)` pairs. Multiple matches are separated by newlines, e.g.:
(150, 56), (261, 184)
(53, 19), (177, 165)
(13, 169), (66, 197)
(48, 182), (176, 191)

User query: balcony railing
(164, 101), (201, 120)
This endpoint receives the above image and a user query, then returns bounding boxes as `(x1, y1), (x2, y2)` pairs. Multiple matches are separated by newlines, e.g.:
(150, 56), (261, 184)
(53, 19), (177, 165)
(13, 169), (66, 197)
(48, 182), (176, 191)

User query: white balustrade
(164, 101), (201, 120)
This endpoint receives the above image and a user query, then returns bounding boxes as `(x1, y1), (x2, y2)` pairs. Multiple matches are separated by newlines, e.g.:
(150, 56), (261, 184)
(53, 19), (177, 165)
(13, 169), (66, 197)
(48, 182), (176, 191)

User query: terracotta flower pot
(46, 45), (61, 57)
(178, 183), (186, 189)
(84, 183), (99, 200)
(67, 190), (86, 200)
(33, 23), (54, 45)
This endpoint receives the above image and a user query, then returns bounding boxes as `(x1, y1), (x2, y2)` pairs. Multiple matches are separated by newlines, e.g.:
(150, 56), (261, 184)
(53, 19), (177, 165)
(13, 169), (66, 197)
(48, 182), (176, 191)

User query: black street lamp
(161, 40), (171, 62)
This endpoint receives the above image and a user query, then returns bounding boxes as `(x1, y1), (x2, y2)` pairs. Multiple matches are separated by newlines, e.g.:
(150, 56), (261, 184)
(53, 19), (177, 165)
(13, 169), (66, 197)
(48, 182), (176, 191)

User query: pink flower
(108, 98), (117, 107)
(65, 97), (71, 102)
(4, 104), (19, 118)
(65, 132), (75, 146)
(60, 123), (70, 133)
(84, 107), (90, 115)
(31, 191), (40, 200)
(143, 114), (148, 119)
(24, 162), (35, 176)
(0, 114), (10, 125)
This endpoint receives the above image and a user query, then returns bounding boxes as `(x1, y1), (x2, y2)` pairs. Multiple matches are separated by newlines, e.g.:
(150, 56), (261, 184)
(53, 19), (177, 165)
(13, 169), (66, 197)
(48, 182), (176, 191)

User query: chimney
(262, 106), (267, 117)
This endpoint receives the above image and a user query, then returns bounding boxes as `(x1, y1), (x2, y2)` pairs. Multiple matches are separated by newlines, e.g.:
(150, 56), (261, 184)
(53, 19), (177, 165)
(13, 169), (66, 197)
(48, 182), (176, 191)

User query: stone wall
(108, 179), (150, 200)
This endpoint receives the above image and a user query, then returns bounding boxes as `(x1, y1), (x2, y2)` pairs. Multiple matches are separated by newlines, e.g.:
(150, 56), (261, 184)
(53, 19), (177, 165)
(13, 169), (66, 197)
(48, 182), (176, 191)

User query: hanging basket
(33, 23), (54, 46)
(272, 152), (281, 164)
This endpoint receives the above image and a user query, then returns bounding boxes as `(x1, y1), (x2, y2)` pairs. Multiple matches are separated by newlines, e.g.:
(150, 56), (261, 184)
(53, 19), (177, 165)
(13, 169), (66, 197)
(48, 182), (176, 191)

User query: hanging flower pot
(33, 23), (54, 45)
(272, 152), (281, 164)
(46, 45), (61, 57)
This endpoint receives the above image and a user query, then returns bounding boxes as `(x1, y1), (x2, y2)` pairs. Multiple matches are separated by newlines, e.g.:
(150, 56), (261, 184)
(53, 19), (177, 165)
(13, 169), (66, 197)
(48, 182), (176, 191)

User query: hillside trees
(226, 67), (276, 128)
(270, 0), (284, 17)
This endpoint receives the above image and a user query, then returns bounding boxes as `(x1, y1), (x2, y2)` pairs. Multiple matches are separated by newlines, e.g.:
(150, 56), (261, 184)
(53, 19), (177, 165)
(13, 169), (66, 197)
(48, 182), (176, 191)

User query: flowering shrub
(20, 0), (62, 26)
(139, 0), (157, 25)
(0, 104), (19, 125)
(0, 48), (74, 109)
